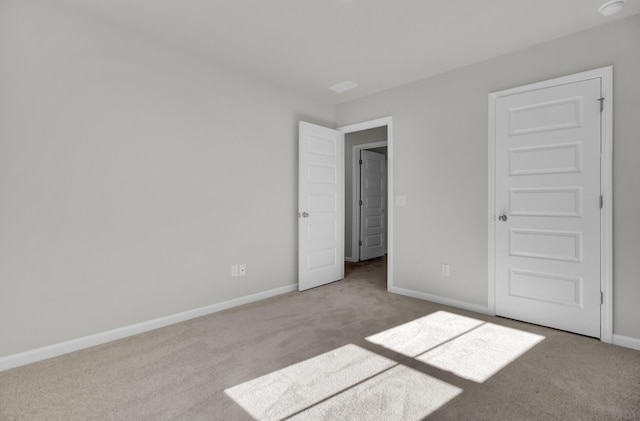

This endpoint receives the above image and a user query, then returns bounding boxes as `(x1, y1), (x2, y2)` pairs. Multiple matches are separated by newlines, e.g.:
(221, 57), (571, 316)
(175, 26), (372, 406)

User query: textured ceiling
(57, 0), (640, 104)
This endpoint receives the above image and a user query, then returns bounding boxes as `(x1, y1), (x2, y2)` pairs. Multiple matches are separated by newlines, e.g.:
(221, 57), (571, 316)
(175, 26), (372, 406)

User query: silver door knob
(498, 214), (508, 222)
(302, 212), (309, 218)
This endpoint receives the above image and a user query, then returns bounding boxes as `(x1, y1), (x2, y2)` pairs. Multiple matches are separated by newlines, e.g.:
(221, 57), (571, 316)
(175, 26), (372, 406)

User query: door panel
(508, 269), (582, 306)
(298, 122), (344, 291)
(509, 187), (582, 217)
(494, 78), (601, 338)
(360, 150), (386, 261)
(508, 142), (582, 176)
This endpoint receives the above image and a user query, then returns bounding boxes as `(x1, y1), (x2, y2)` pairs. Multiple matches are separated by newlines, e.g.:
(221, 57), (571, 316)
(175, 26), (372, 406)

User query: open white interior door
(359, 149), (386, 261)
(298, 122), (344, 291)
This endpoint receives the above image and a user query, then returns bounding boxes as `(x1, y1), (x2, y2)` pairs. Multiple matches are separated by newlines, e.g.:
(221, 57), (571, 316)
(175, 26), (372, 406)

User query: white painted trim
(344, 257), (359, 263)
(599, 67), (614, 344)
(351, 140), (388, 261)
(487, 93), (497, 315)
(0, 284), (297, 372)
(487, 66), (614, 343)
(338, 117), (394, 292)
(389, 286), (491, 316)
(339, 117), (392, 134)
(386, 118), (394, 292)
(613, 334), (640, 351)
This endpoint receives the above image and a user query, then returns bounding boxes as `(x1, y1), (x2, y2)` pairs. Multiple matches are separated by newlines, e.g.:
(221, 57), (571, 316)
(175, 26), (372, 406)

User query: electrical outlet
(239, 264), (246, 276)
(441, 264), (450, 277)
(231, 265), (238, 277)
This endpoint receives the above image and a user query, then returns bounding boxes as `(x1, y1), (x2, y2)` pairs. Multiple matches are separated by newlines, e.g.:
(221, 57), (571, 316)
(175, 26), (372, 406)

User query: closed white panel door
(360, 150), (386, 261)
(494, 78), (601, 338)
(298, 122), (344, 291)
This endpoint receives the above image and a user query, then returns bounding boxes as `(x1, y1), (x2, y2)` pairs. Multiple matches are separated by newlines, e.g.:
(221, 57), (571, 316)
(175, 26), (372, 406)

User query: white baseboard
(389, 286), (491, 316)
(391, 287), (640, 351)
(613, 334), (640, 351)
(0, 284), (297, 372)
(344, 257), (358, 263)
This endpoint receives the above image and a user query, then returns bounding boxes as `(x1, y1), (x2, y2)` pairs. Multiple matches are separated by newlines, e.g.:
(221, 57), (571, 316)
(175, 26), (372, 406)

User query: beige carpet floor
(1, 257), (639, 420)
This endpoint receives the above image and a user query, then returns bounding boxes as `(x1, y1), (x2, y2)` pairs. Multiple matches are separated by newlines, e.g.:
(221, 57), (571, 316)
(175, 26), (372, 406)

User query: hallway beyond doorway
(345, 255), (387, 290)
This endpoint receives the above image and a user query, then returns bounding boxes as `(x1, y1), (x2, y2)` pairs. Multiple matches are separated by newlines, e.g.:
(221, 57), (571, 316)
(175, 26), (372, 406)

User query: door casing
(487, 66), (613, 343)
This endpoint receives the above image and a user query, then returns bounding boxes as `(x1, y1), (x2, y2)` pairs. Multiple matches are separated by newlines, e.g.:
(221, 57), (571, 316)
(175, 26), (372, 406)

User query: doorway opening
(347, 137), (387, 262)
(298, 117), (393, 292)
(339, 118), (392, 290)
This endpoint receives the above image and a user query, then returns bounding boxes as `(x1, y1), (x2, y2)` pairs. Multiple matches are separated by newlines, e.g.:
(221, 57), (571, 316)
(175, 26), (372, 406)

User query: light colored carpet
(226, 344), (396, 420)
(225, 344), (461, 420)
(366, 310), (485, 357)
(416, 320), (545, 383)
(288, 363), (461, 421)
(367, 311), (545, 383)
(1, 257), (639, 420)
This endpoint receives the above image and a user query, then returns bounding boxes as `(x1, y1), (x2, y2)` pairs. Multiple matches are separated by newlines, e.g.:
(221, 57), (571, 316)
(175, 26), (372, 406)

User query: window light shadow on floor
(225, 311), (544, 420)
(366, 311), (545, 383)
(224, 344), (462, 421)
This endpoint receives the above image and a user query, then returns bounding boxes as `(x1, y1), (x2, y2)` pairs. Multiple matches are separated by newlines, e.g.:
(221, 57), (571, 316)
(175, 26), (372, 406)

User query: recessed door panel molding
(365, 196), (383, 209)
(509, 229), (582, 263)
(509, 96), (583, 136)
(490, 67), (612, 340)
(365, 158), (383, 172)
(308, 194), (337, 213)
(307, 221), (337, 241)
(365, 215), (382, 229)
(365, 177), (381, 191)
(307, 164), (337, 184)
(509, 187), (582, 217)
(307, 134), (337, 157)
(365, 234), (383, 248)
(508, 269), (582, 307)
(307, 248), (337, 271)
(509, 142), (582, 176)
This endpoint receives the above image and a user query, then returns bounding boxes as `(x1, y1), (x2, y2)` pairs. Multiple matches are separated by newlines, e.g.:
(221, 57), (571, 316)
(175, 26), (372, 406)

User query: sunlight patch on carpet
(365, 311), (484, 357)
(416, 322), (545, 383)
(366, 311), (545, 383)
(225, 344), (461, 421)
(289, 365), (461, 421)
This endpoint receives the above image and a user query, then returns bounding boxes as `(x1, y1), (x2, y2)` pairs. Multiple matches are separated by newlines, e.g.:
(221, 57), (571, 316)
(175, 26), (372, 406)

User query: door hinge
(601, 291), (604, 305)
(359, 240), (362, 246)
(359, 199), (363, 206)
(600, 195), (603, 209)
(597, 97), (604, 113)
(359, 159), (363, 165)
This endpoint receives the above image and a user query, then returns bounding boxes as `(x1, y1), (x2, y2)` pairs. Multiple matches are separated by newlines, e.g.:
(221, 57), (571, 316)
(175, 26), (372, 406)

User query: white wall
(2, 2), (638, 362)
(337, 14), (640, 341)
(0, 1), (334, 358)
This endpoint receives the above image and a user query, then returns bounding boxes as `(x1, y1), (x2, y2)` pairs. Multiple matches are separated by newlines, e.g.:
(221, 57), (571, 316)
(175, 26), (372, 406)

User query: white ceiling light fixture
(329, 81), (358, 94)
(598, 0), (627, 16)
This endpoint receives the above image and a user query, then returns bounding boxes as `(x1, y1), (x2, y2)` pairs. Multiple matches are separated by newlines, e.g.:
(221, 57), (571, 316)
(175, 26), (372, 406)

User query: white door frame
(349, 141), (388, 262)
(339, 117), (393, 291)
(487, 66), (613, 343)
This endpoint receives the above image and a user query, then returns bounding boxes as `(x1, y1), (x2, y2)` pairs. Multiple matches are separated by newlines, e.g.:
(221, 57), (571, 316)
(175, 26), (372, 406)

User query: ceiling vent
(329, 81), (358, 93)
